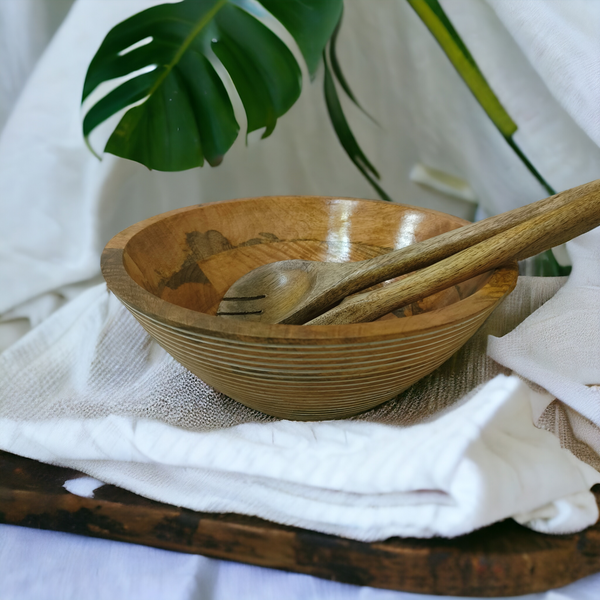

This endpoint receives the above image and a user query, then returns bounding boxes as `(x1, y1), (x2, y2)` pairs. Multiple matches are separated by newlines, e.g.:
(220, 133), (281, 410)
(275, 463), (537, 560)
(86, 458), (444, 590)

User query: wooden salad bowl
(101, 196), (518, 420)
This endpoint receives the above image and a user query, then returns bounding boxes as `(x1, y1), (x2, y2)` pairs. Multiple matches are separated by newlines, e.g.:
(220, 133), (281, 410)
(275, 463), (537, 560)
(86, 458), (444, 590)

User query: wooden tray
(1, 450), (599, 597)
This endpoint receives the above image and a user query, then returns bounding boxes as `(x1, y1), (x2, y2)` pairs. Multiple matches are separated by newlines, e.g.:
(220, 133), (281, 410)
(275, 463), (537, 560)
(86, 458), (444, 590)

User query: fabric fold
(488, 228), (600, 458)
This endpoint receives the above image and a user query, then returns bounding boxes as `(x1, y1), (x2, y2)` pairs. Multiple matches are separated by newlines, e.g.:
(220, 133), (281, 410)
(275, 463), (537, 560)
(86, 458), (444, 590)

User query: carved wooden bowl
(101, 196), (518, 420)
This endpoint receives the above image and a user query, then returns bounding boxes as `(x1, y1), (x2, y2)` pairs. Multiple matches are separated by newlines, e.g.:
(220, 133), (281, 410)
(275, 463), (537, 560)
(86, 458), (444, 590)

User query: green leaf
(407, 0), (555, 197)
(82, 0), (342, 171)
(531, 250), (572, 277)
(323, 53), (393, 202)
(258, 0), (343, 78)
(328, 9), (376, 123)
(407, 0), (517, 138)
(408, 0), (563, 272)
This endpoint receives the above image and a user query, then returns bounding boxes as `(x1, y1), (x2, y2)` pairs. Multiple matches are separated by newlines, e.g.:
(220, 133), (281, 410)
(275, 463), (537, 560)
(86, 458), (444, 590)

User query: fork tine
(217, 312), (263, 321)
(220, 295), (266, 301)
(216, 296), (265, 316)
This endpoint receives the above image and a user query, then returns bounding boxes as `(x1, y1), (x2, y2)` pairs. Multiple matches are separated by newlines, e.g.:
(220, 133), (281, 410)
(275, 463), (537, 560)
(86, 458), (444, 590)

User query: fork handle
(301, 179), (600, 323)
(344, 180), (600, 284)
(306, 190), (600, 325)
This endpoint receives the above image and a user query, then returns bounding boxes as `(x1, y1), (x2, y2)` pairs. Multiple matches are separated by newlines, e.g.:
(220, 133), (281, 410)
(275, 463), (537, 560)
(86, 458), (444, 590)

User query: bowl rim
(101, 195), (519, 343)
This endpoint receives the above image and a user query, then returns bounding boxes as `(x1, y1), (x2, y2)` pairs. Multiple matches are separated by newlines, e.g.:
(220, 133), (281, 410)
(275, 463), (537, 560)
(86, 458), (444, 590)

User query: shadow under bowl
(101, 195), (518, 420)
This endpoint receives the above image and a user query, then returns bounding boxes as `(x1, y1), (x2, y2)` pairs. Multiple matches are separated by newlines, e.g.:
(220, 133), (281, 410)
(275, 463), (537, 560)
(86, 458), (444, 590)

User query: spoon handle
(278, 180), (600, 325)
(339, 179), (600, 295)
(307, 189), (600, 325)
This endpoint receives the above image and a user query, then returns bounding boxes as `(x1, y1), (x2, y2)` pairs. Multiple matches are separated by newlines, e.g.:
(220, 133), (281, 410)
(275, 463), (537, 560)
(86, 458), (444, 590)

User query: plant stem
(504, 138), (555, 196)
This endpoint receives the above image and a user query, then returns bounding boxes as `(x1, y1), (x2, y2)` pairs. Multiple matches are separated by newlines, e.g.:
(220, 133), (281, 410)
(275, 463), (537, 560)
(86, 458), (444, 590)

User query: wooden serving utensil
(217, 180), (600, 325)
(308, 188), (600, 324)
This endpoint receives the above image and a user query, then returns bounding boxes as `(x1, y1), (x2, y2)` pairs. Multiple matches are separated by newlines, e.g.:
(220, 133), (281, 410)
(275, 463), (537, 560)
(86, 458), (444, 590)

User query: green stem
(503, 140), (570, 275)
(504, 138), (555, 196)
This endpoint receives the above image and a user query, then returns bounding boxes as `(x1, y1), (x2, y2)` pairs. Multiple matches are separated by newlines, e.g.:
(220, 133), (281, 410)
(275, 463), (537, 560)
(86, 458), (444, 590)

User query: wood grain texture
(101, 196), (518, 420)
(2, 451), (600, 597)
(219, 179), (600, 325)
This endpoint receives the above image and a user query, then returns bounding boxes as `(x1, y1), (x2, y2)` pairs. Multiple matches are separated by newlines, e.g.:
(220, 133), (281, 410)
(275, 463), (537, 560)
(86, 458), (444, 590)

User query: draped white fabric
(0, 0), (75, 131)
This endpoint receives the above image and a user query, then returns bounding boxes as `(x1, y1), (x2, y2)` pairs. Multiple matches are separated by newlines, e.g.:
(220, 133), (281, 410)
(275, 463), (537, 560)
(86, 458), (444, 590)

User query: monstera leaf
(82, 0), (343, 171)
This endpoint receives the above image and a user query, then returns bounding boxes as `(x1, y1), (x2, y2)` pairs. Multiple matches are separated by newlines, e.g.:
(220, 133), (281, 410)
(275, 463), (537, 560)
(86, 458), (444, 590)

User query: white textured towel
(489, 227), (600, 459)
(1, 280), (599, 541)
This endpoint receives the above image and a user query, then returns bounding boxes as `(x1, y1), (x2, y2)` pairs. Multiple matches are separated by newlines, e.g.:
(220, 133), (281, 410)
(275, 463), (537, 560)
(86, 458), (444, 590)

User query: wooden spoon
(217, 180), (600, 325)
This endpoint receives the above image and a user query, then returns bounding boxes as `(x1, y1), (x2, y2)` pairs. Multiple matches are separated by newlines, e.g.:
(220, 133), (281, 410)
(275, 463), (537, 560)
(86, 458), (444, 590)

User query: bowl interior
(120, 196), (490, 320)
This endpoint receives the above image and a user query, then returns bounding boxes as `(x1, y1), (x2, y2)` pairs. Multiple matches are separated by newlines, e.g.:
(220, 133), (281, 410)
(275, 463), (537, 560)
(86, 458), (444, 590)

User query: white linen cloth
(2, 279), (599, 541)
(489, 228), (600, 459)
(0, 0), (75, 132)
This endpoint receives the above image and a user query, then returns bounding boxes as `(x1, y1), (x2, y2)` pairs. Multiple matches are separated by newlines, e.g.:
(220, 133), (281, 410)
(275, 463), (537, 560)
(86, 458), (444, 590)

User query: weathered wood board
(1, 450), (599, 597)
